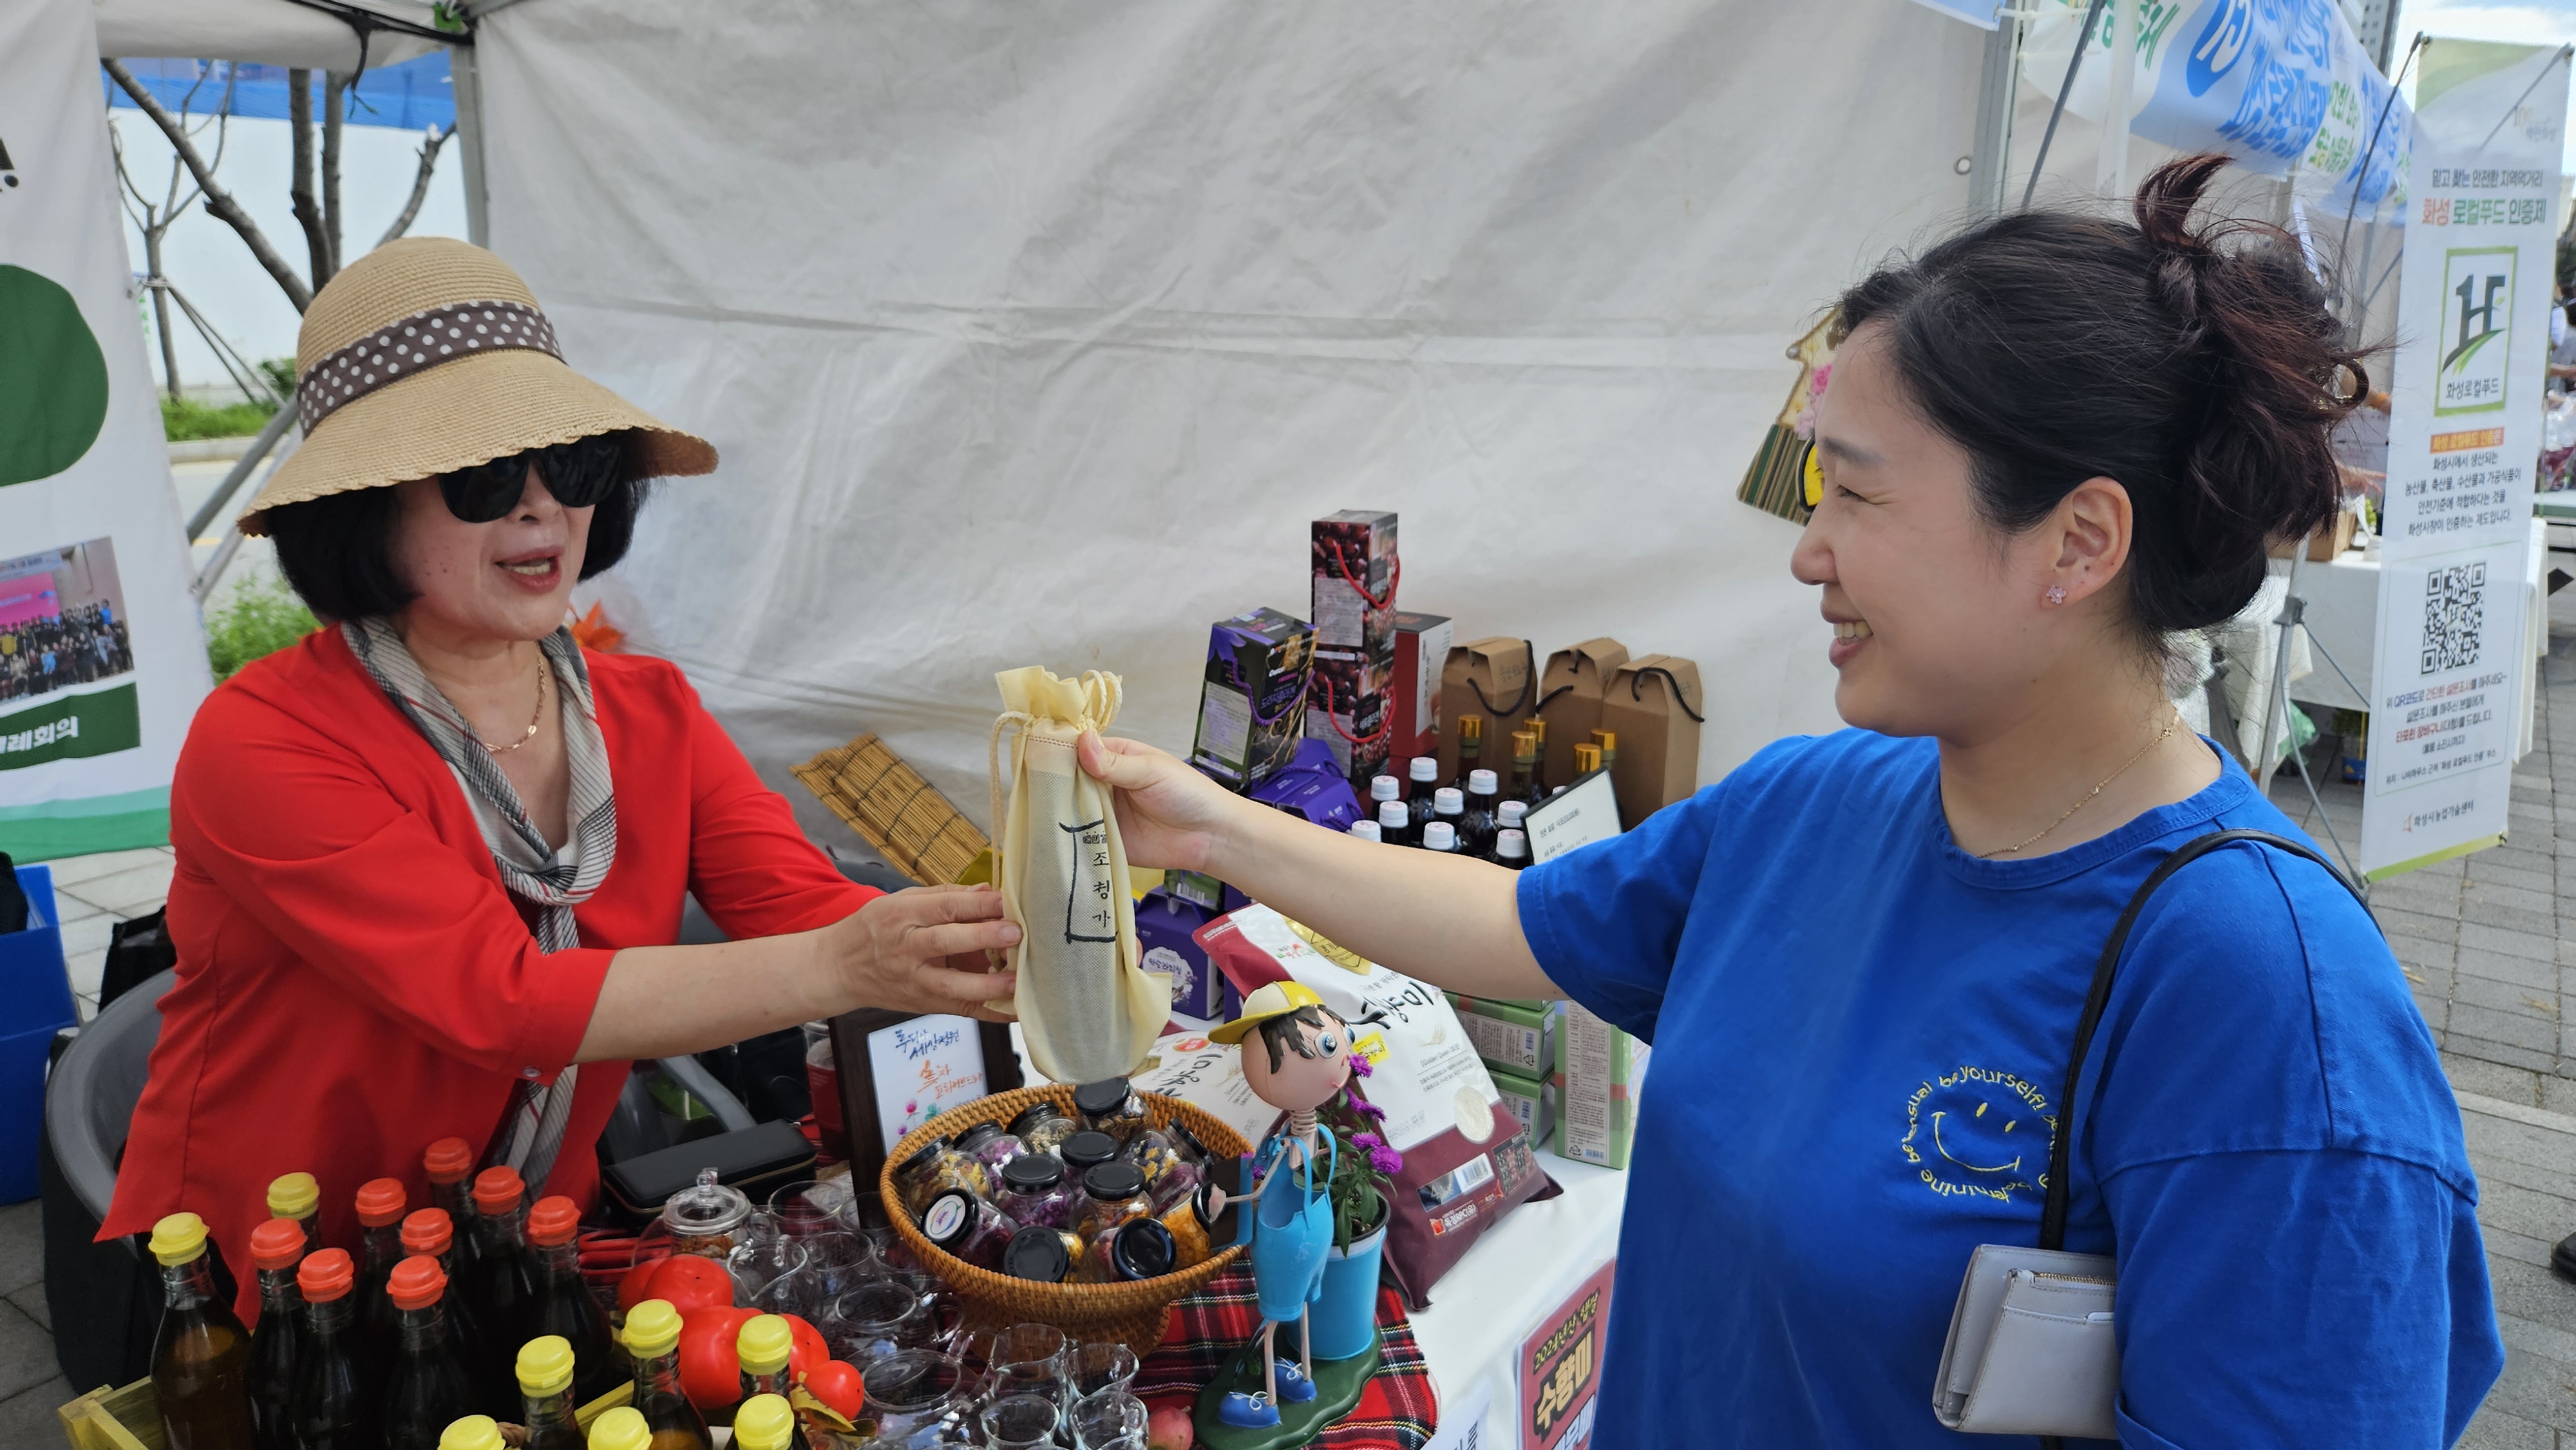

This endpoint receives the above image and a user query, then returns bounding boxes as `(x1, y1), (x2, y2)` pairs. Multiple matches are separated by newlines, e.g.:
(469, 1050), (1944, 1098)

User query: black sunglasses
(438, 433), (629, 523)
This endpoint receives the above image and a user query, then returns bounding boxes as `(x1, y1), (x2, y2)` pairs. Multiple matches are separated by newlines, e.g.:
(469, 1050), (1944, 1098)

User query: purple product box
(1247, 738), (1367, 833)
(1135, 889), (1226, 1020)
(1190, 607), (1315, 791)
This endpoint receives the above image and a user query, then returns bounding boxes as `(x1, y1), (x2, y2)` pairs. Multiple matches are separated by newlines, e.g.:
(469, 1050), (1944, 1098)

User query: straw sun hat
(234, 236), (714, 536)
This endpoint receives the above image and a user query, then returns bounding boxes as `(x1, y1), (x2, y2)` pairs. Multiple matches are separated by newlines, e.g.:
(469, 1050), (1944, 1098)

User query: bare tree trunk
(374, 126), (453, 250)
(287, 68), (330, 289)
(321, 73), (347, 279)
(143, 231), (180, 397)
(102, 59), (312, 313)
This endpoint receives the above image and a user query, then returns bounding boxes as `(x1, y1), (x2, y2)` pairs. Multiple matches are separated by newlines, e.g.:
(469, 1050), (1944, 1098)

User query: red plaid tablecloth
(1134, 1263), (1439, 1450)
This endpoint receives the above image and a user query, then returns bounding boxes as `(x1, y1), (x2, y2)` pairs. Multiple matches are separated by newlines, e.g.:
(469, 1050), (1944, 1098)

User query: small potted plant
(1309, 1053), (1401, 1361)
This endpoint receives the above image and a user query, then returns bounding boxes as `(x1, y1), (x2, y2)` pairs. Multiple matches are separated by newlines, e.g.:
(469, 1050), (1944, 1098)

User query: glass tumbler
(827, 1279), (941, 1366)
(977, 1393), (1062, 1450)
(984, 1322), (1072, 1407)
(1067, 1342), (1140, 1400)
(727, 1232), (811, 1306)
(769, 1178), (857, 1237)
(859, 1348), (971, 1444)
(1068, 1389), (1150, 1450)
(800, 1229), (882, 1301)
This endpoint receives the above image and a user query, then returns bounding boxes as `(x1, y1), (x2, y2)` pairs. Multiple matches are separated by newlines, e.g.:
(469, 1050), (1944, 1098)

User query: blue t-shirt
(1518, 730), (2502, 1449)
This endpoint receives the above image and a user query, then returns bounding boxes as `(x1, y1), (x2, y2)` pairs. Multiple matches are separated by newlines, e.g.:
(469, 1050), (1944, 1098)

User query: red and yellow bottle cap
(147, 1212), (211, 1266)
(354, 1178), (408, 1228)
(423, 1137), (475, 1185)
(248, 1217), (307, 1272)
(401, 1207), (453, 1256)
(515, 1334), (574, 1398)
(387, 1256), (448, 1311)
(732, 1395), (794, 1450)
(735, 1314), (793, 1375)
(471, 1166), (525, 1215)
(439, 1416), (505, 1450)
(620, 1299), (683, 1357)
(296, 1247), (355, 1301)
(585, 1407), (650, 1450)
(526, 1195), (580, 1247)
(266, 1172), (319, 1221)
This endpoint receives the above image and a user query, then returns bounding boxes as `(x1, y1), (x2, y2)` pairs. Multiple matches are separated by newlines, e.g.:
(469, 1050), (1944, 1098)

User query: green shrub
(162, 393), (278, 442)
(205, 574), (319, 681)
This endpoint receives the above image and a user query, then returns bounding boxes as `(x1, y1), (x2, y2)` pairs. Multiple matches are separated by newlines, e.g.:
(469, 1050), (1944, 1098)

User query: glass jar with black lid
(1072, 1078), (1149, 1144)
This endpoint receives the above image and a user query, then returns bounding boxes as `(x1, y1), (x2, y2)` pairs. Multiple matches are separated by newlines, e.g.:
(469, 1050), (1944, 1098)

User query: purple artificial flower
(1349, 1097), (1387, 1121)
(1350, 1131), (1383, 1152)
(1346, 1053), (1374, 1078)
(1369, 1147), (1404, 1176)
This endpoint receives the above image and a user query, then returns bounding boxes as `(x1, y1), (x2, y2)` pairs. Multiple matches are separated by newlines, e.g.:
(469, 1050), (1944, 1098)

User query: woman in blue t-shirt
(1082, 153), (2504, 1448)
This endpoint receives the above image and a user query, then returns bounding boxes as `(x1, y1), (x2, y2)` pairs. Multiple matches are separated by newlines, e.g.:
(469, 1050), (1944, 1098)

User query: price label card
(1522, 769), (1622, 864)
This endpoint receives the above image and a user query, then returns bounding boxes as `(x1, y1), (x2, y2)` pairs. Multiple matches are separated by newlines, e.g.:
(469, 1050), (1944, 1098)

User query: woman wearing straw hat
(99, 238), (1022, 1313)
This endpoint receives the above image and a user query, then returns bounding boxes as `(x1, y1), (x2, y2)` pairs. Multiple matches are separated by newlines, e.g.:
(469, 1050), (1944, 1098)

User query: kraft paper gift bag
(1535, 637), (1629, 784)
(989, 666), (1166, 1084)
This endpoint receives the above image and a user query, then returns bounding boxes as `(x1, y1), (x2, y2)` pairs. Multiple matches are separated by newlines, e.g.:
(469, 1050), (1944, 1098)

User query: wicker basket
(882, 1085), (1248, 1353)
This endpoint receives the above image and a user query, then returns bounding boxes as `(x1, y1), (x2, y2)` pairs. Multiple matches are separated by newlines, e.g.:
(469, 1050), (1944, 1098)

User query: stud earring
(2045, 585), (2067, 606)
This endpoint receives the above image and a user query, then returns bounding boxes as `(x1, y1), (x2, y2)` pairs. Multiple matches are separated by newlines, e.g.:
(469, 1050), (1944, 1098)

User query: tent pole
(1967, 5), (2025, 218)
(448, 43), (491, 247)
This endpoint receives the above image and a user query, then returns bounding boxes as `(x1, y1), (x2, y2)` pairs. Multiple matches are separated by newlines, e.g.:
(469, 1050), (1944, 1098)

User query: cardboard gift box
(1389, 611), (1455, 768)
(1135, 889), (1226, 1021)
(1535, 638), (1629, 786)
(1599, 652), (1703, 827)
(1553, 1001), (1649, 1171)
(1310, 511), (1399, 653)
(1437, 637), (1537, 785)
(1446, 992), (1558, 1077)
(1489, 1062), (1557, 1150)
(1305, 651), (1392, 787)
(1190, 607), (1315, 789)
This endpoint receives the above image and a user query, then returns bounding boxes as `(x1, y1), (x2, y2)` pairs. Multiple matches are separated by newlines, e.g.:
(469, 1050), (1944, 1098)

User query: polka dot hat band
(294, 301), (565, 433)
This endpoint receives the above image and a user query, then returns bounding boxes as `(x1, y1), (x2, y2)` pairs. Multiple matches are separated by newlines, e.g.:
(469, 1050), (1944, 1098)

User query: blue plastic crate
(0, 865), (78, 1203)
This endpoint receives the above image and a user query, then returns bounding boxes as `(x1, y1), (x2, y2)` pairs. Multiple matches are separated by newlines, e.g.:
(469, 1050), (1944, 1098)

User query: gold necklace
(469, 657), (548, 755)
(1979, 710), (2180, 859)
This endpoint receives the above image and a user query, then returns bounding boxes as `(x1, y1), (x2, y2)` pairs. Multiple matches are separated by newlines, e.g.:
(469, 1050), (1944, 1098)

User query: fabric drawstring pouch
(989, 666), (1166, 1084)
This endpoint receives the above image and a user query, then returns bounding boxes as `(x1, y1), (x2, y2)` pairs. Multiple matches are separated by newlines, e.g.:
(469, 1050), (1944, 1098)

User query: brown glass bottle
(354, 1177), (410, 1381)
(422, 1136), (484, 1280)
(243, 1218), (307, 1450)
(525, 1196), (620, 1403)
(515, 1335), (587, 1450)
(383, 1257), (477, 1450)
(400, 1207), (495, 1413)
(1524, 719), (1551, 800)
(1452, 715), (1484, 791)
(1506, 731), (1540, 809)
(465, 1168), (539, 1416)
(148, 1212), (256, 1450)
(619, 1299), (714, 1449)
(290, 1248), (376, 1449)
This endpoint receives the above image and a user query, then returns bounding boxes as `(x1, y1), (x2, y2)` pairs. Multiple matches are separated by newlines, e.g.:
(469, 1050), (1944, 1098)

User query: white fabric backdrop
(474, 1), (1992, 849)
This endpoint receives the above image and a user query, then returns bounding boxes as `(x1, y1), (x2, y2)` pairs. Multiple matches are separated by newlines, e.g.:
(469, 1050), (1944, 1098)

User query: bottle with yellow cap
(515, 1335), (584, 1450)
(265, 1172), (322, 1259)
(1589, 727), (1616, 775)
(384, 1256), (477, 1450)
(526, 1195), (617, 1402)
(438, 1416), (506, 1450)
(731, 1394), (799, 1450)
(1525, 718), (1551, 800)
(732, 1319), (806, 1448)
(618, 1299), (712, 1448)
(147, 1211), (257, 1450)
(245, 1218), (309, 1450)
(585, 1406), (653, 1450)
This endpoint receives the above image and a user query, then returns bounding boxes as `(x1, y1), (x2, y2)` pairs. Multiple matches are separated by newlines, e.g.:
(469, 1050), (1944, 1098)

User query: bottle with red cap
(523, 1195), (616, 1403)
(421, 1138), (483, 1276)
(464, 1167), (538, 1408)
(147, 1212), (256, 1450)
(244, 1218), (308, 1450)
(383, 1256), (477, 1450)
(353, 1178), (410, 1380)
(290, 1247), (375, 1449)
(399, 1209), (495, 1411)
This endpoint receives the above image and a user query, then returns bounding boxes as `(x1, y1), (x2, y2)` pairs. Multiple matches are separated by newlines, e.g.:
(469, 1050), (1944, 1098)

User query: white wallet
(1932, 1245), (2117, 1438)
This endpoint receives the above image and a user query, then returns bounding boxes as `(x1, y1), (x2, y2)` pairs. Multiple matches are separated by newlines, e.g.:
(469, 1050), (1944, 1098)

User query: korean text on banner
(0, 0), (212, 862)
(2360, 41), (2570, 878)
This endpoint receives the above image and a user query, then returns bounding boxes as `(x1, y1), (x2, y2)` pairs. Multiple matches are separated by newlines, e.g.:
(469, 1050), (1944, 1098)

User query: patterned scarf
(343, 616), (617, 1194)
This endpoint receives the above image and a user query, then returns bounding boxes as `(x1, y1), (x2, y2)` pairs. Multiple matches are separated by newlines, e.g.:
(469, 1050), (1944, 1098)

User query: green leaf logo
(0, 264), (109, 487)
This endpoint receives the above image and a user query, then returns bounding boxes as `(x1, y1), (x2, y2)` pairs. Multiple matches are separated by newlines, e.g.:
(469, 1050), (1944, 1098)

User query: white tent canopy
(466, 0), (1994, 849)
(91, 0), (443, 70)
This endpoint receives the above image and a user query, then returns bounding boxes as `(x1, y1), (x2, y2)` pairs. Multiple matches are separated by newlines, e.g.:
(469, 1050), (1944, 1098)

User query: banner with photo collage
(0, 0), (211, 860)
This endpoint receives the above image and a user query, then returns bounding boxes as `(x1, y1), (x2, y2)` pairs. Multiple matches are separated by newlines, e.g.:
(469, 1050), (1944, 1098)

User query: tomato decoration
(676, 1305), (759, 1408)
(616, 1252), (673, 1311)
(779, 1313), (828, 1378)
(802, 1359), (865, 1420)
(643, 1254), (736, 1313)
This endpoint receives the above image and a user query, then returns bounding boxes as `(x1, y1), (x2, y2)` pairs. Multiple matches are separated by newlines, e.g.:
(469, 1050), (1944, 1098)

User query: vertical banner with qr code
(1519, 1258), (1615, 1450)
(2361, 42), (2570, 877)
(0, 0), (213, 862)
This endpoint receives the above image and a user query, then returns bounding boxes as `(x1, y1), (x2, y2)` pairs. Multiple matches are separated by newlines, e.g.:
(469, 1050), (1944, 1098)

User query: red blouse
(100, 627), (876, 1319)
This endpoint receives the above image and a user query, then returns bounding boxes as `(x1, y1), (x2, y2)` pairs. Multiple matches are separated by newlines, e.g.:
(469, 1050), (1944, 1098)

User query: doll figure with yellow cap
(1198, 981), (1360, 1433)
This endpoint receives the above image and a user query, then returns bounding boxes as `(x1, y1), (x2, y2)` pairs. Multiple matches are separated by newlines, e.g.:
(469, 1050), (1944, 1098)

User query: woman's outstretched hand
(1076, 731), (1245, 874)
(830, 883), (1021, 1024)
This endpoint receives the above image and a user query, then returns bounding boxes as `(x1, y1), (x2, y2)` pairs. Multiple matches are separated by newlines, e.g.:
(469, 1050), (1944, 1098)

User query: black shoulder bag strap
(2033, 828), (2369, 1450)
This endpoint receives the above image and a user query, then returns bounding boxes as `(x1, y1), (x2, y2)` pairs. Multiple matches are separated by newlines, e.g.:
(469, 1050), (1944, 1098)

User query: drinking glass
(985, 1322), (1072, 1407)
(770, 1178), (858, 1237)
(860, 1349), (972, 1444)
(727, 1232), (810, 1305)
(1067, 1389), (1150, 1450)
(802, 1229), (882, 1301)
(826, 1279), (945, 1366)
(1067, 1342), (1139, 1400)
(977, 1393), (1062, 1450)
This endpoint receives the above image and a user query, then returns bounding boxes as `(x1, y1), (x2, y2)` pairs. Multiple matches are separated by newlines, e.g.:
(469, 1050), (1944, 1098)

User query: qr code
(2420, 562), (2485, 674)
